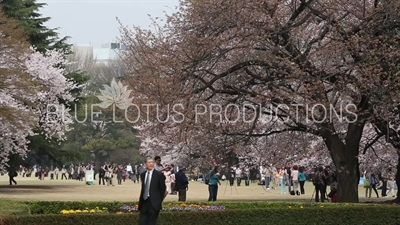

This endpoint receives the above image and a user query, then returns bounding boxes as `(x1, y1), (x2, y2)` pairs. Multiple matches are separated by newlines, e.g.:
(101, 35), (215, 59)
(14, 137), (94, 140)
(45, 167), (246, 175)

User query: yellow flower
(288, 206), (292, 208)
(83, 210), (89, 213)
(102, 207), (107, 210)
(69, 210), (76, 214)
(300, 206), (303, 208)
(60, 210), (70, 214)
(75, 210), (82, 213)
(320, 206), (324, 208)
(90, 209), (96, 213)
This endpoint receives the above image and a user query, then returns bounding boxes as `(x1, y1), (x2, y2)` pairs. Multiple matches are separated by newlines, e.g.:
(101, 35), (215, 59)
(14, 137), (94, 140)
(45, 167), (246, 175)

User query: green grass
(0, 201), (30, 216)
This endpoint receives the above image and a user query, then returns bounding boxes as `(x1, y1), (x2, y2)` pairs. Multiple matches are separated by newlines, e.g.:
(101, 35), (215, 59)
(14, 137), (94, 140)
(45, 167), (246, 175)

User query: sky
(37, 0), (180, 47)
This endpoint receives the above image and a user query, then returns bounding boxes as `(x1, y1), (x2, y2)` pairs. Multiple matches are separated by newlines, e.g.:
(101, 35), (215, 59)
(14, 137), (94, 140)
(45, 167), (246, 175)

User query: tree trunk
(335, 161), (359, 202)
(322, 122), (364, 203)
(395, 154), (400, 203)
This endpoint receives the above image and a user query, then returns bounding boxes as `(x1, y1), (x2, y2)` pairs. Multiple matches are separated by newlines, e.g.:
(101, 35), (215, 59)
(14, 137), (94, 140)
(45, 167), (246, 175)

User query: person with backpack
(313, 166), (326, 202)
(369, 173), (380, 198)
(208, 166), (221, 201)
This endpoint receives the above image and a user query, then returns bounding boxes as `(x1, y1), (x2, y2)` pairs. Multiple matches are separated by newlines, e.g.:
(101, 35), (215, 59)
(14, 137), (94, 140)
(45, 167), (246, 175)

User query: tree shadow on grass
(0, 185), (65, 194)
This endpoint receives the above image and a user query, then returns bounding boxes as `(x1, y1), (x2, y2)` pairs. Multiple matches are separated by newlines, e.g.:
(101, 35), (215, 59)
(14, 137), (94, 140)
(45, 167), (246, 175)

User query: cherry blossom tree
(121, 0), (400, 202)
(0, 13), (77, 168)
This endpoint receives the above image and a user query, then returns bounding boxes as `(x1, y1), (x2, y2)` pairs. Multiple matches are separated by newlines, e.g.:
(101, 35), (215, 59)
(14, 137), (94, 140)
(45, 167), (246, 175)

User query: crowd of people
(5, 156), (190, 202)
(363, 169), (398, 198)
(5, 159), (398, 204)
(206, 164), (340, 202)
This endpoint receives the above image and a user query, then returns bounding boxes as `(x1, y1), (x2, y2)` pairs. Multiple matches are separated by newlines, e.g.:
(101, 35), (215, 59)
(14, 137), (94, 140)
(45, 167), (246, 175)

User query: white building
(72, 42), (126, 64)
(71, 45), (94, 60)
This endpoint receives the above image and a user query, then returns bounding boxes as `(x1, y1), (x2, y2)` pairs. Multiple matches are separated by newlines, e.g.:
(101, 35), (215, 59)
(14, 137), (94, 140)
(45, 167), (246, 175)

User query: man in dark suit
(138, 157), (167, 225)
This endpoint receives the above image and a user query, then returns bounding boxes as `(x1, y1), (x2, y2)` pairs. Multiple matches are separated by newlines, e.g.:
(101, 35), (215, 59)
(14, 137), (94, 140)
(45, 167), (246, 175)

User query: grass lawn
(0, 175), (388, 202)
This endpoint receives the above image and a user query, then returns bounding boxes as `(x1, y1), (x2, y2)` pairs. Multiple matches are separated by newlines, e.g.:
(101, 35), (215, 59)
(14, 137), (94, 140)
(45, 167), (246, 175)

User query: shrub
(1, 206), (400, 225)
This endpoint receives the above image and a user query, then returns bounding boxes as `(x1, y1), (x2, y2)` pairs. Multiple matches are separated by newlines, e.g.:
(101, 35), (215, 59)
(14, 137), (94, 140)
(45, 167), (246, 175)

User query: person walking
(117, 165), (123, 185)
(380, 169), (388, 197)
(244, 166), (250, 186)
(264, 166), (271, 190)
(369, 173), (380, 198)
(170, 164), (177, 194)
(175, 167), (189, 202)
(54, 167), (59, 180)
(235, 166), (242, 186)
(386, 176), (396, 197)
(286, 165), (293, 193)
(60, 166), (66, 180)
(138, 158), (167, 225)
(208, 166), (221, 201)
(163, 166), (172, 194)
(126, 163), (133, 180)
(364, 173), (372, 198)
(8, 168), (17, 185)
(99, 165), (105, 185)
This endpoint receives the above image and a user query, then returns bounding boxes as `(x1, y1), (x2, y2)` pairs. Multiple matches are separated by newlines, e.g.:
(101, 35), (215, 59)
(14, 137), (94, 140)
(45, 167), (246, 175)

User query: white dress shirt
(144, 169), (154, 197)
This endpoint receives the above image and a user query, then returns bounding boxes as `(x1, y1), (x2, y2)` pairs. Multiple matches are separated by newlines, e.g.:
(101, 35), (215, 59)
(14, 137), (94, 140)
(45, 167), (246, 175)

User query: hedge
(21, 201), (380, 215)
(1, 207), (400, 225)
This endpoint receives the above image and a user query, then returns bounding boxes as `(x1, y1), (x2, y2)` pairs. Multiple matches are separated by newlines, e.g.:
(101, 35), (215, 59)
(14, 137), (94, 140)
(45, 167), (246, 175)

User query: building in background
(71, 42), (125, 64)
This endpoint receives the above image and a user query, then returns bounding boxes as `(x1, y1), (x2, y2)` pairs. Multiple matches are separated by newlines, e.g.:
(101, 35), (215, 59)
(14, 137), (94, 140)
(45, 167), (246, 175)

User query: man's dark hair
(154, 156), (161, 161)
(144, 157), (153, 163)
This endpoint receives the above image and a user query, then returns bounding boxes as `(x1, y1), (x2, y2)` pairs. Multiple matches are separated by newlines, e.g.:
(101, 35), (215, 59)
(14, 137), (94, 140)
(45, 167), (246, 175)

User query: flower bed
(120, 203), (225, 212)
(9, 200), (399, 215)
(59, 203), (225, 214)
(60, 207), (107, 214)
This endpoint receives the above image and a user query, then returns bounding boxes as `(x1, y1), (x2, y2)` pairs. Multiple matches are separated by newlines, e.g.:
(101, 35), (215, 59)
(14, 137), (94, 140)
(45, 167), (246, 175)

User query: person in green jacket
(208, 166), (221, 201)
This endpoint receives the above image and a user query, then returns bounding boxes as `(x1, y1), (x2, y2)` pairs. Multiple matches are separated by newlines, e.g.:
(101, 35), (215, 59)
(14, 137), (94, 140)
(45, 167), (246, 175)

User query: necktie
(143, 171), (151, 200)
